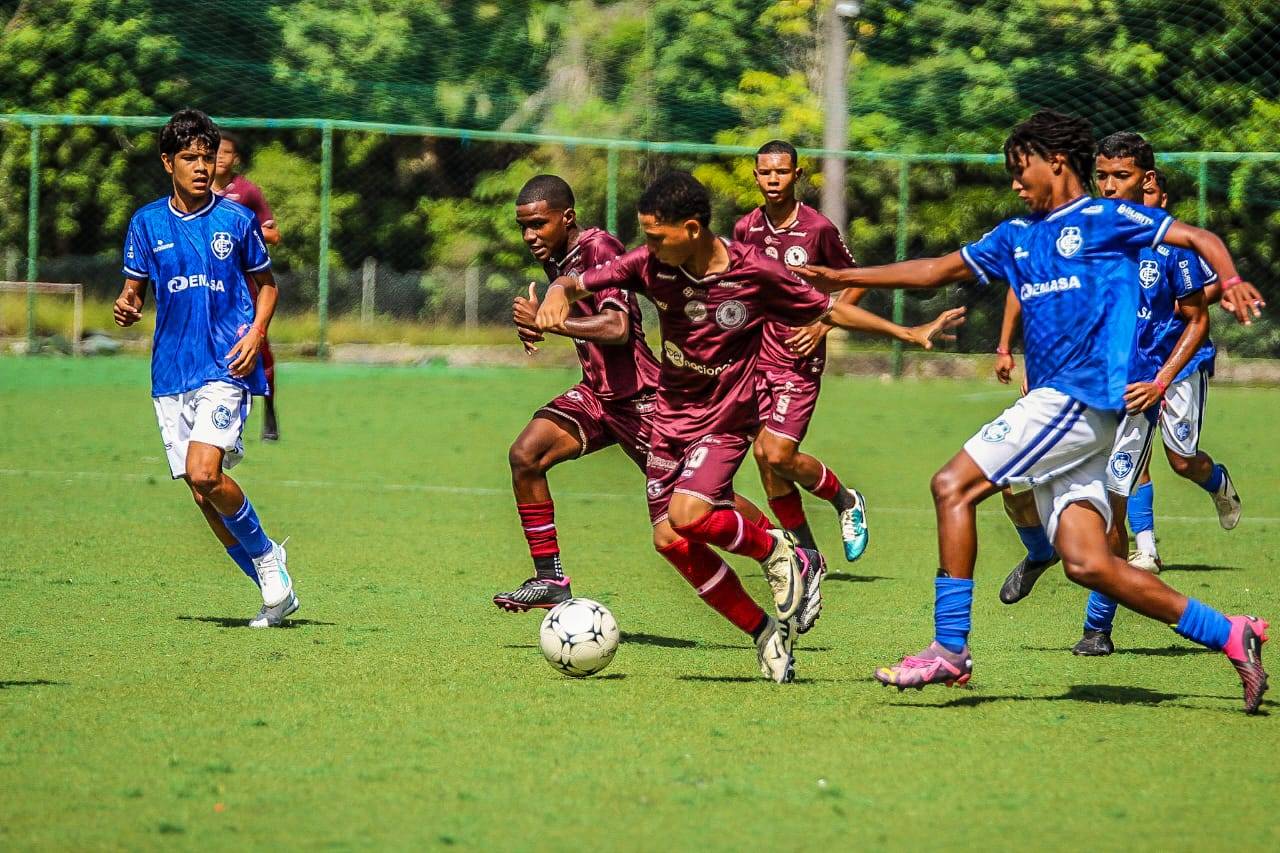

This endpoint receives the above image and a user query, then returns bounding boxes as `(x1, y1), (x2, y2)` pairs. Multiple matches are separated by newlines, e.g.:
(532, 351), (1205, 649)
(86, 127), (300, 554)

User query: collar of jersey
(677, 237), (734, 285)
(761, 202), (803, 235)
(168, 194), (217, 221)
(1044, 195), (1092, 222)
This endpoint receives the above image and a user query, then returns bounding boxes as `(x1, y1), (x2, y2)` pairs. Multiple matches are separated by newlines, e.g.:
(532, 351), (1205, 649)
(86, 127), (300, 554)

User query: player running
(734, 140), (871, 561)
(114, 109), (298, 628)
(796, 110), (1270, 713)
(536, 171), (964, 682)
(213, 131), (283, 441)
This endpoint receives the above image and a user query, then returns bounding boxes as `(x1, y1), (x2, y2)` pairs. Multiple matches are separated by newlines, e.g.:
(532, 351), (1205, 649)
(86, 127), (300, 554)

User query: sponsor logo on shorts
(1175, 421), (1192, 442)
(679, 468), (696, 479)
(980, 419), (1011, 443)
(1110, 451), (1134, 479)
(211, 405), (233, 430)
(210, 231), (235, 260)
(1056, 226), (1083, 258)
(715, 299), (748, 330)
(167, 274), (226, 293)
(647, 455), (678, 472)
(565, 389), (583, 402)
(684, 300), (708, 322)
(783, 245), (809, 266)
(775, 393), (792, 417)
(646, 478), (664, 498)
(1138, 259), (1160, 289)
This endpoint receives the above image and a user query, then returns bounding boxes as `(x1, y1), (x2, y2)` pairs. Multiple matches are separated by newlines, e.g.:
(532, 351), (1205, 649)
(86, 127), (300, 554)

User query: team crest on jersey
(1056, 226), (1083, 258)
(980, 419), (1011, 443)
(211, 405), (233, 430)
(1138, 259), (1160, 289)
(210, 231), (234, 260)
(784, 245), (809, 267)
(684, 300), (708, 322)
(1175, 421), (1192, 442)
(1110, 451), (1134, 480)
(715, 300), (747, 330)
(764, 246), (779, 259)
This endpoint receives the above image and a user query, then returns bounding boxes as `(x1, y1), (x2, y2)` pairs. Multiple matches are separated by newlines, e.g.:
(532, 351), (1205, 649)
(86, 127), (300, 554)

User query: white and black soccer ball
(538, 598), (620, 677)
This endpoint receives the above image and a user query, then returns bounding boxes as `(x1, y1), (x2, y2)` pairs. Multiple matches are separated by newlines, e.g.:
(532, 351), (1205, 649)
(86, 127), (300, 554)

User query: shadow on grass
(826, 573), (892, 584)
(176, 615), (336, 629)
(508, 634), (829, 653)
(1162, 564), (1238, 573)
(892, 683), (1236, 709)
(0, 679), (63, 689)
(677, 675), (841, 684)
(1023, 644), (1211, 657)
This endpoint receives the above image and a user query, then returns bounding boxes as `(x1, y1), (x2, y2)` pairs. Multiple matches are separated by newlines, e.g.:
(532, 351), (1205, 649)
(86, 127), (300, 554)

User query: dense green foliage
(3, 358), (1280, 847)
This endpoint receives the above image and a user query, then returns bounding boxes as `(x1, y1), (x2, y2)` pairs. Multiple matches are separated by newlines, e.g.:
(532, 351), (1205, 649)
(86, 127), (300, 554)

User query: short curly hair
(637, 171), (711, 227)
(159, 109), (220, 158)
(1004, 110), (1096, 187)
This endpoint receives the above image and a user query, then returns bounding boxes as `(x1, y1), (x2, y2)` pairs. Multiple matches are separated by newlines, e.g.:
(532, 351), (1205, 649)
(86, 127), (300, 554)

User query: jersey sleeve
(731, 215), (749, 243)
(816, 223), (856, 270)
(760, 258), (833, 326)
(121, 215), (151, 280)
(579, 245), (648, 293)
(241, 217), (272, 273)
(1166, 249), (1208, 300)
(960, 220), (1016, 286)
(1110, 201), (1174, 250)
(1196, 253), (1219, 286)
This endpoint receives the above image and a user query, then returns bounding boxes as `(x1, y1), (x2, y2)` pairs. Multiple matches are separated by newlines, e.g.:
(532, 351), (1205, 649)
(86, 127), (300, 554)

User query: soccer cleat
(1223, 615), (1269, 714)
(999, 554), (1060, 604)
(755, 616), (796, 684)
(1212, 467), (1242, 530)
(838, 489), (870, 562)
(1127, 550), (1163, 574)
(492, 576), (572, 612)
(254, 539), (293, 608)
(1072, 629), (1115, 656)
(249, 590), (300, 628)
(760, 530), (803, 621)
(874, 642), (973, 690)
(795, 547), (828, 634)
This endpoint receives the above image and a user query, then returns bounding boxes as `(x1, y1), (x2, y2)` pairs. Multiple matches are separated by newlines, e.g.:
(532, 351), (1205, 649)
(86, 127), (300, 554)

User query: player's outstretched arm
(227, 269), (277, 377)
(1125, 289), (1211, 415)
(515, 282), (629, 348)
(794, 251), (973, 294)
(535, 274), (590, 333)
(994, 287), (1021, 385)
(1162, 221), (1265, 324)
(113, 278), (146, 327)
(785, 285), (866, 357)
(824, 302), (966, 350)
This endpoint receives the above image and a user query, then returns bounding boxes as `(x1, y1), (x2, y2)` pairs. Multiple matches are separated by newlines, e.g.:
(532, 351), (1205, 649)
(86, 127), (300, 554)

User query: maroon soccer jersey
(732, 203), (855, 373)
(543, 227), (660, 400)
(214, 175), (275, 227)
(578, 240), (833, 441)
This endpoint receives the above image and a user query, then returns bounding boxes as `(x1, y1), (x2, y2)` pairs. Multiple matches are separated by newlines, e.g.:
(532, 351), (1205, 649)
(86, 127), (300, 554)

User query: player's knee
(759, 436), (796, 472)
(930, 467), (964, 505)
(1061, 554), (1107, 588)
(1166, 452), (1194, 479)
(186, 466), (222, 496)
(507, 440), (542, 477)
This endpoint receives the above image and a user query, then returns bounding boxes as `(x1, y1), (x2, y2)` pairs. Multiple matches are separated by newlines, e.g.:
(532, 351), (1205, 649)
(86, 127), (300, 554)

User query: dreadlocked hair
(1003, 110), (1096, 188)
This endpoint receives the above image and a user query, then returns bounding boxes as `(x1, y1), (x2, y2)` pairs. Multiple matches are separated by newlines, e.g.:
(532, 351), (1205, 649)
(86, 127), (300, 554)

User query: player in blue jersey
(113, 109), (299, 628)
(797, 110), (1270, 713)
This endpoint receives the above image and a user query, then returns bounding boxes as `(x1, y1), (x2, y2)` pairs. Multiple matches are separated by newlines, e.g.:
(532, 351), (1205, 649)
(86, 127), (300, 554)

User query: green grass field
(2, 357), (1278, 850)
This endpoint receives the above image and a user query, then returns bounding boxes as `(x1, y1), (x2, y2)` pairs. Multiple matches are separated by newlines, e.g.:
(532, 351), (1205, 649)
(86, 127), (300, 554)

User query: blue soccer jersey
(1129, 244), (1217, 383)
(122, 195), (272, 397)
(961, 196), (1173, 412)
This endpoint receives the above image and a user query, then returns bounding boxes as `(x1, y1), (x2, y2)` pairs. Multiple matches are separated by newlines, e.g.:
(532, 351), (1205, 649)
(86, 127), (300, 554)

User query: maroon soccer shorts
(755, 367), (821, 444)
(536, 383), (653, 470)
(644, 432), (752, 524)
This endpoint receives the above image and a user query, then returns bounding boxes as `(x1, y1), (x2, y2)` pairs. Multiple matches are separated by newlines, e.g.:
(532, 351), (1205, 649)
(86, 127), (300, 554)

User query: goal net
(0, 281), (83, 356)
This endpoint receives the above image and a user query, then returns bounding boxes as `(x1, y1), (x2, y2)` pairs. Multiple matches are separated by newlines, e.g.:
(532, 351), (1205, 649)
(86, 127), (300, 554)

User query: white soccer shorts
(964, 387), (1119, 543)
(153, 381), (251, 479)
(1160, 367), (1209, 458)
(1105, 409), (1159, 497)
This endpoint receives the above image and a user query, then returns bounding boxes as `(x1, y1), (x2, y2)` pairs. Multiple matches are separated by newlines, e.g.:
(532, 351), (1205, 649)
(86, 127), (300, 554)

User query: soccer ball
(538, 598), (620, 677)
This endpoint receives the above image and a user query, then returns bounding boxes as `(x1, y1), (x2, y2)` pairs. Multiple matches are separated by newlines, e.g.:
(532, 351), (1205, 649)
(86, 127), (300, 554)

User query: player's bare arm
(227, 269), (277, 377)
(994, 286), (1021, 384)
(260, 221), (281, 245)
(113, 278), (147, 326)
(824, 301), (966, 350)
(1123, 288), (1210, 415)
(785, 286), (867, 357)
(515, 282), (628, 349)
(794, 250), (974, 293)
(534, 274), (590, 331)
(1161, 221), (1265, 323)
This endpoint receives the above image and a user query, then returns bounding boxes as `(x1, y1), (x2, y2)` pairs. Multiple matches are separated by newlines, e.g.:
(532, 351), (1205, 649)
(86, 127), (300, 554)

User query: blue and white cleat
(249, 589), (300, 628)
(254, 538), (294, 608)
(838, 489), (869, 562)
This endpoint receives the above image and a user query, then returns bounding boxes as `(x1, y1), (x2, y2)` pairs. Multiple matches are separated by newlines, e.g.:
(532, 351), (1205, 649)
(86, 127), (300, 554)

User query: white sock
(1135, 530), (1157, 557)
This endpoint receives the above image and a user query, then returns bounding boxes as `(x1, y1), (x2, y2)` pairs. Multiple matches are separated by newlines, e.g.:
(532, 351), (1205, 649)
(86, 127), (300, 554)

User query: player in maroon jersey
(734, 140), (872, 563)
(536, 171), (964, 682)
(213, 131), (282, 441)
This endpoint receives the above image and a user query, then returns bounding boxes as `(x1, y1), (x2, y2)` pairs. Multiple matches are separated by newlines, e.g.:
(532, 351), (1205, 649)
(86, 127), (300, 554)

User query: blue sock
(220, 498), (272, 560)
(1128, 482), (1154, 534)
(226, 544), (261, 587)
(1174, 598), (1232, 650)
(1198, 464), (1224, 495)
(934, 577), (974, 653)
(1083, 591), (1118, 633)
(1015, 523), (1056, 563)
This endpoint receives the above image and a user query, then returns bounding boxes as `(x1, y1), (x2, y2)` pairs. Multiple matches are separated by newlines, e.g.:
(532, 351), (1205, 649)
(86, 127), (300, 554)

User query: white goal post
(0, 281), (84, 355)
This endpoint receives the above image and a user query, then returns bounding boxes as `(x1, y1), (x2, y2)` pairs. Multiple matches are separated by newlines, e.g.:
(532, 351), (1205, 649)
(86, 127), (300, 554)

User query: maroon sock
(657, 538), (768, 634)
(673, 508), (774, 562)
(806, 463), (842, 502)
(517, 501), (561, 578)
(768, 490), (806, 530)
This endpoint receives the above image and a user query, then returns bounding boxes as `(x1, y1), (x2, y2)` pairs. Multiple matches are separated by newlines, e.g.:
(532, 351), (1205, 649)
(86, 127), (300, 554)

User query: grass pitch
(1, 357), (1278, 850)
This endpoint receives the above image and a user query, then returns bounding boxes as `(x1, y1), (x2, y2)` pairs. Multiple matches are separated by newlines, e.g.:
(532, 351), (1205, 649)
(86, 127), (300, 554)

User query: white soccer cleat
(760, 529), (803, 621)
(755, 616), (796, 684)
(1127, 550), (1163, 574)
(254, 539), (294, 608)
(249, 590), (300, 628)
(1212, 468), (1242, 530)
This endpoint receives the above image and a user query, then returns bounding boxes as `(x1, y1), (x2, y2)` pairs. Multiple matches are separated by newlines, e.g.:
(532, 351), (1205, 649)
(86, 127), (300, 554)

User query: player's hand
(535, 284), (571, 334)
(1020, 374), (1029, 396)
(1220, 280), (1265, 325)
(785, 321), (832, 357)
(791, 264), (846, 291)
(1124, 380), (1165, 414)
(514, 282), (544, 353)
(226, 326), (263, 377)
(994, 351), (1016, 384)
(113, 293), (143, 327)
(907, 306), (966, 350)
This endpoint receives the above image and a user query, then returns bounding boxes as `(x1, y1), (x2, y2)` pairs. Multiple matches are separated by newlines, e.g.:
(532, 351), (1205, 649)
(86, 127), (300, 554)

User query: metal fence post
(891, 157), (909, 378)
(317, 122), (333, 358)
(1197, 154), (1209, 227)
(26, 124), (40, 354)
(606, 145), (620, 236)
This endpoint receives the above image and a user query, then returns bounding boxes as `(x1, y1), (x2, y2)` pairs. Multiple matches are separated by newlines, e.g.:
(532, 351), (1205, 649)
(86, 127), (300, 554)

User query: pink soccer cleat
(875, 642), (973, 690)
(1224, 615), (1269, 714)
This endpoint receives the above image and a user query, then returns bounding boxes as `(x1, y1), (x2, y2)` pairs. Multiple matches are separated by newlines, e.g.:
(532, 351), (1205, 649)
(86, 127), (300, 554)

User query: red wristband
(1154, 377), (1168, 395)
(1222, 276), (1242, 291)
(995, 346), (1011, 356)
(252, 324), (267, 337)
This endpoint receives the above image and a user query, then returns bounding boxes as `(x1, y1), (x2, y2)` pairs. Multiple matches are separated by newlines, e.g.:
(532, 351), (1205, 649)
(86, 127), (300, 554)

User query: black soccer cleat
(1072, 629), (1115, 656)
(795, 547), (827, 634)
(492, 576), (572, 612)
(999, 554), (1060, 605)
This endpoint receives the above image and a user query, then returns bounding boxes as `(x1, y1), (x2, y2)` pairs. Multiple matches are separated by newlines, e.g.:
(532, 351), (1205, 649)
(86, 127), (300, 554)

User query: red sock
(657, 538), (767, 634)
(673, 509), (774, 562)
(755, 513), (775, 531)
(768, 491), (806, 530)
(806, 463), (842, 502)
(517, 501), (558, 558)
